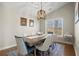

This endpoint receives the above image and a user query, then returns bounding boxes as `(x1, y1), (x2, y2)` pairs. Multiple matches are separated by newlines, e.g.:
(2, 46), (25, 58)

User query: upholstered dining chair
(35, 34), (53, 55)
(15, 36), (34, 56)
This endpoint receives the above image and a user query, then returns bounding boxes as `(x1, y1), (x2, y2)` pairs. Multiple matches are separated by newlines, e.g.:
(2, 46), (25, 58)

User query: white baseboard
(0, 44), (17, 50)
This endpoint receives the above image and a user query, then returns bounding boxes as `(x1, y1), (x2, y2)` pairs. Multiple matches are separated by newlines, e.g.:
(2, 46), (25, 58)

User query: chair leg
(43, 51), (48, 56)
(48, 50), (50, 56)
(34, 48), (36, 56)
(41, 51), (42, 56)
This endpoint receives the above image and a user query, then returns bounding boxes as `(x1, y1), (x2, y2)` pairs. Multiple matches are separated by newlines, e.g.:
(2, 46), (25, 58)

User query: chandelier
(37, 2), (46, 20)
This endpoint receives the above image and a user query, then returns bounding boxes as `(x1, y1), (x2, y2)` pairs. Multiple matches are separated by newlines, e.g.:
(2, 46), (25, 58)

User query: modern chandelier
(37, 2), (46, 20)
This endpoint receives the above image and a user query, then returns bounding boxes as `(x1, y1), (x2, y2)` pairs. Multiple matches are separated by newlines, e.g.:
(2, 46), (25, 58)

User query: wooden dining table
(23, 34), (47, 46)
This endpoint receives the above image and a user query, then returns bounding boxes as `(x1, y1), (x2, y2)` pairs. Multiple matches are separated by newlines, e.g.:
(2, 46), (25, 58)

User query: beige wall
(0, 3), (4, 49)
(0, 3), (39, 50)
(16, 11), (39, 36)
(46, 3), (75, 36)
(0, 3), (17, 50)
(39, 20), (45, 33)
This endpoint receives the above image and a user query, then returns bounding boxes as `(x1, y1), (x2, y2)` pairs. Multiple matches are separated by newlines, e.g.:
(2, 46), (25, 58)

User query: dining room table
(23, 34), (48, 46)
(23, 34), (48, 56)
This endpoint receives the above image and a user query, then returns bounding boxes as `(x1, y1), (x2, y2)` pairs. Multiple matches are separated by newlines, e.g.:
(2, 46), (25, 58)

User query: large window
(47, 18), (63, 35)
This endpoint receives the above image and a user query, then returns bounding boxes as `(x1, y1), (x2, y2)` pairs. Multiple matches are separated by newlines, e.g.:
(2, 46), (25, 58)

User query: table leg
(34, 48), (36, 56)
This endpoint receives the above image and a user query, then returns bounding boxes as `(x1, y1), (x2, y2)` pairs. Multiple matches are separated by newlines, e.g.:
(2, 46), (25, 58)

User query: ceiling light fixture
(37, 2), (46, 20)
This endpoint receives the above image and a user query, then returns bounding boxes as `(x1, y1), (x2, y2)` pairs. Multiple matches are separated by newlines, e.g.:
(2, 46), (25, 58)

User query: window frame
(47, 18), (64, 36)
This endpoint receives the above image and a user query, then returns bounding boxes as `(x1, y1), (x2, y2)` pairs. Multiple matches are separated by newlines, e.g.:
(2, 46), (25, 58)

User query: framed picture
(20, 17), (27, 26)
(29, 19), (34, 27)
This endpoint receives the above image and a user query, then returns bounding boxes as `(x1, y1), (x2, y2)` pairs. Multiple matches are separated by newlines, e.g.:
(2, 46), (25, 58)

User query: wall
(0, 3), (4, 49)
(39, 20), (45, 33)
(0, 3), (17, 50)
(15, 3), (39, 36)
(46, 3), (75, 36)
(74, 2), (79, 56)
(75, 23), (79, 55)
(0, 3), (39, 50)
(15, 9), (39, 36)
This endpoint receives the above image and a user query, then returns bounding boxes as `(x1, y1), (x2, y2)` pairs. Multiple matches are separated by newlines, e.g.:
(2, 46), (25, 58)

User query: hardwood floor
(0, 43), (75, 56)
(64, 44), (75, 56)
(0, 47), (17, 56)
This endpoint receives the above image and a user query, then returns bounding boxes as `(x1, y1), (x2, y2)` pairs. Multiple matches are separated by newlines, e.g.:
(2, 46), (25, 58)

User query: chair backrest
(52, 34), (58, 41)
(39, 34), (53, 51)
(15, 36), (28, 56)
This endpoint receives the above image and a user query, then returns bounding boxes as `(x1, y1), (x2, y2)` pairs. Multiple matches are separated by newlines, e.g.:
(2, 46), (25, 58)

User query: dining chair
(35, 34), (53, 55)
(15, 36), (34, 56)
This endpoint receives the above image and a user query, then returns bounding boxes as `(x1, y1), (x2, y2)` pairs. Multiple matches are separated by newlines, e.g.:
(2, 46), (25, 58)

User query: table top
(26, 34), (47, 39)
(24, 34), (47, 46)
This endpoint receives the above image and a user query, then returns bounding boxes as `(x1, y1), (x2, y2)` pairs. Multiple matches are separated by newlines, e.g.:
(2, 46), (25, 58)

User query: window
(47, 18), (63, 35)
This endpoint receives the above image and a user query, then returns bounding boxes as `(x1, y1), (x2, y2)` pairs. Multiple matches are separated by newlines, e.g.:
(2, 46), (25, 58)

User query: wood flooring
(0, 43), (75, 56)
(64, 44), (75, 56)
(0, 46), (17, 56)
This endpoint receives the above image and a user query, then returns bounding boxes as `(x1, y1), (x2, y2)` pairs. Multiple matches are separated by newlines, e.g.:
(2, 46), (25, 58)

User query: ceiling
(15, 2), (69, 12)
(5, 2), (69, 18)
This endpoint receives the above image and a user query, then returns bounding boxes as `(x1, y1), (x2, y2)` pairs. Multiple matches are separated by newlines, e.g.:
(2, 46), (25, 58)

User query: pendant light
(37, 2), (46, 20)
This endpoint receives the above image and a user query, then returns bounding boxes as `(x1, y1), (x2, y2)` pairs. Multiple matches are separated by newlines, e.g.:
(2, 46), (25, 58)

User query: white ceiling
(3, 2), (69, 18)
(15, 2), (69, 13)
